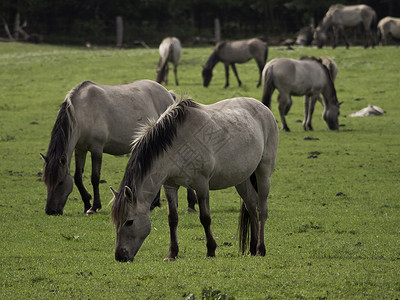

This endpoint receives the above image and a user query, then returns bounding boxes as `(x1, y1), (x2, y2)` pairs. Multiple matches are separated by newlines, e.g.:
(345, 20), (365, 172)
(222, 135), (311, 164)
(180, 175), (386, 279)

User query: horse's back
(265, 58), (327, 95)
(184, 98), (278, 189)
(218, 38), (264, 63)
(71, 80), (174, 154)
(159, 37), (181, 61)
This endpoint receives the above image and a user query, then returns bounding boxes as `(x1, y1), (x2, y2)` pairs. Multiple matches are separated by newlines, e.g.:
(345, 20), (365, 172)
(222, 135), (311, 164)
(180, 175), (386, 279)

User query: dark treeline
(1, 0), (399, 46)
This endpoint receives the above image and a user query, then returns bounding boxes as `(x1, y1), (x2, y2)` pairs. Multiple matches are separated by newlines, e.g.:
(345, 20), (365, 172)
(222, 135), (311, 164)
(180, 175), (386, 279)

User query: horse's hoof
(187, 207), (196, 213)
(85, 207), (98, 214)
(163, 257), (176, 262)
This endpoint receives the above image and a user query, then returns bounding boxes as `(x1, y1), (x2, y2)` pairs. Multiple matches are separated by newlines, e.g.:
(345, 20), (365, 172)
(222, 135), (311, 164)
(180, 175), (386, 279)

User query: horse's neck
(205, 51), (219, 69)
(321, 82), (337, 107)
(321, 15), (333, 31)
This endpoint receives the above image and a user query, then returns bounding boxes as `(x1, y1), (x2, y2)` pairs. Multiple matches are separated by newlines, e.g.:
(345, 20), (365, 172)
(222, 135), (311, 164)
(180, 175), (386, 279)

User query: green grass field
(1, 42), (399, 299)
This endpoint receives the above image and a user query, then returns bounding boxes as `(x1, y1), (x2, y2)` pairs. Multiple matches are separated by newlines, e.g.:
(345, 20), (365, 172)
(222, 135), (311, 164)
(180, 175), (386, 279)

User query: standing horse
(110, 97), (278, 262)
(41, 80), (196, 215)
(202, 38), (268, 88)
(262, 57), (341, 131)
(314, 4), (376, 49)
(156, 37), (181, 85)
(377, 17), (400, 45)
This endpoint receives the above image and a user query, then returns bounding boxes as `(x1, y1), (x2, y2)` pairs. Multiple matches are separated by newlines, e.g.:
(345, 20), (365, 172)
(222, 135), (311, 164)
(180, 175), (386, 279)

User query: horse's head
(41, 153), (73, 215)
(202, 67), (213, 87)
(111, 186), (151, 262)
(323, 102), (341, 130)
(313, 27), (326, 48)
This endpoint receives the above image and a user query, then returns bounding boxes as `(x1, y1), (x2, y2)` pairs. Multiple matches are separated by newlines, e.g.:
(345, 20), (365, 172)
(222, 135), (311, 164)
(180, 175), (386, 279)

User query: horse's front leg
(303, 95), (310, 131)
(223, 64), (230, 88)
(74, 149), (92, 213)
(86, 151), (102, 214)
(196, 187), (217, 257)
(163, 185), (179, 260)
(230, 63), (242, 87)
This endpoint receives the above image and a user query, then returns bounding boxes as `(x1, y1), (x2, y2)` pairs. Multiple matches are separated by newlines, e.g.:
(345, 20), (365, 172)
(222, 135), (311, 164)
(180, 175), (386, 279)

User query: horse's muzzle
(115, 248), (134, 262)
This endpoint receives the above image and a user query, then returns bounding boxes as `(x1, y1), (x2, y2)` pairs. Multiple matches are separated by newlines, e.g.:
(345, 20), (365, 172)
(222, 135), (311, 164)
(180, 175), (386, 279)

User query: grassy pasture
(0, 42), (399, 299)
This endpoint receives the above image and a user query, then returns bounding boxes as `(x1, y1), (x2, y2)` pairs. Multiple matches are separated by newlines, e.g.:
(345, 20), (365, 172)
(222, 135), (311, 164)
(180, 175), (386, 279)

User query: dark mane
(300, 56), (338, 103)
(111, 97), (199, 226)
(42, 81), (91, 187)
(124, 97), (198, 187)
(204, 49), (220, 70)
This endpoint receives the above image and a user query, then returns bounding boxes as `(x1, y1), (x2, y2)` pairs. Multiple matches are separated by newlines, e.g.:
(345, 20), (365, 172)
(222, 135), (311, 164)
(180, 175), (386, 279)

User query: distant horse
(314, 4), (376, 48)
(295, 25), (314, 46)
(156, 37), (181, 85)
(110, 97), (278, 262)
(262, 57), (341, 131)
(377, 17), (400, 45)
(202, 38), (268, 88)
(41, 80), (196, 215)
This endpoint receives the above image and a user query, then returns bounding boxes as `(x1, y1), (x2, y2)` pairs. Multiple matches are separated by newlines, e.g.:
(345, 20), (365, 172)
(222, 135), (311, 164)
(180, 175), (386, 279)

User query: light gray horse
(202, 38), (268, 88)
(262, 57), (341, 131)
(156, 37), (181, 85)
(377, 17), (400, 45)
(41, 80), (196, 215)
(314, 4), (376, 48)
(111, 97), (278, 262)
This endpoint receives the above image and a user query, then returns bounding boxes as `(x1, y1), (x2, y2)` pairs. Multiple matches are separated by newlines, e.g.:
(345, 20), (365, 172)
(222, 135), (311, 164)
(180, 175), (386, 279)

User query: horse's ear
(40, 153), (48, 163)
(339, 101), (344, 106)
(124, 186), (136, 204)
(59, 155), (67, 166)
(110, 186), (118, 198)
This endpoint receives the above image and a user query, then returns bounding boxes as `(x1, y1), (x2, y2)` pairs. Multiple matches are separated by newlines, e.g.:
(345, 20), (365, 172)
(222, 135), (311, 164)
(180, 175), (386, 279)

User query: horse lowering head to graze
(262, 57), (341, 131)
(377, 17), (400, 46)
(313, 4), (376, 49)
(111, 97), (278, 262)
(41, 80), (197, 215)
(156, 37), (181, 85)
(295, 25), (314, 46)
(202, 38), (268, 88)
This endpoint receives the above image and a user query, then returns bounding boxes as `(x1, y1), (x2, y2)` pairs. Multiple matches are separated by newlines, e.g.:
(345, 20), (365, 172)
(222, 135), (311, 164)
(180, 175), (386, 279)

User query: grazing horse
(314, 4), (376, 48)
(156, 37), (181, 85)
(262, 57), (341, 131)
(377, 17), (400, 45)
(202, 38), (268, 88)
(41, 80), (196, 215)
(110, 97), (278, 262)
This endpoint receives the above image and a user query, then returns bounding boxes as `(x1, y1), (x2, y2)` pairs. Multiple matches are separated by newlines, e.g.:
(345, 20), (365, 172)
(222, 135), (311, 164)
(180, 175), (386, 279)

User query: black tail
(262, 65), (274, 108)
(263, 44), (269, 65)
(238, 173), (258, 254)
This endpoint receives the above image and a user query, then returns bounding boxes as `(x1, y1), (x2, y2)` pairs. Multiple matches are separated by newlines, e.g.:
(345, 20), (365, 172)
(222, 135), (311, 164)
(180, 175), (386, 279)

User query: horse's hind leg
(196, 186), (217, 257)
(186, 188), (197, 212)
(86, 151), (103, 214)
(278, 93), (292, 131)
(235, 180), (259, 255)
(74, 149), (92, 213)
(230, 63), (242, 87)
(173, 63), (179, 85)
(163, 185), (179, 260)
(253, 167), (273, 256)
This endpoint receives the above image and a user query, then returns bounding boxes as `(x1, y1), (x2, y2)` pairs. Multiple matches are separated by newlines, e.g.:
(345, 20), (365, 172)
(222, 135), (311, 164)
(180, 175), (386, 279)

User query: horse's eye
(125, 220), (134, 227)
(59, 181), (63, 186)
